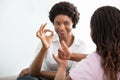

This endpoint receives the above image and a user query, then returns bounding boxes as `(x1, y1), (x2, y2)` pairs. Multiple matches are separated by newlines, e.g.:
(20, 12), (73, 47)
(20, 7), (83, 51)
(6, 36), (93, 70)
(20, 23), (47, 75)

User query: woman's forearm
(30, 47), (48, 76)
(38, 71), (56, 80)
(70, 53), (87, 62)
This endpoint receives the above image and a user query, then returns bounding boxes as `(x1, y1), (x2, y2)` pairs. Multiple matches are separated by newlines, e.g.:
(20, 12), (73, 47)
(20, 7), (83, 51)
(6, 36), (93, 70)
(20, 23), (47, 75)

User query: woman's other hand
(18, 68), (30, 77)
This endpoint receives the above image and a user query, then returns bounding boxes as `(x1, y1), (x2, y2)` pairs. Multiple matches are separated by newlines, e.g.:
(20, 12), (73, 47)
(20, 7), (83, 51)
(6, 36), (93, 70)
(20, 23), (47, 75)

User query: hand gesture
(53, 54), (67, 68)
(58, 41), (72, 60)
(36, 23), (54, 49)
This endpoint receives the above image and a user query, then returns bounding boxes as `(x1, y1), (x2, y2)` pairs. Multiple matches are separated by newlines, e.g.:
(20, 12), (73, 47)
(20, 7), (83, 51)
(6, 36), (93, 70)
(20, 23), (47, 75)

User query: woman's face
(54, 14), (73, 39)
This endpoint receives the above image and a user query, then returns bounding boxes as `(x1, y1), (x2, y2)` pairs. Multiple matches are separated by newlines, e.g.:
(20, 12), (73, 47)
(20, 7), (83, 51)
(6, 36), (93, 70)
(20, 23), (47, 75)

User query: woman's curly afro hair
(49, 1), (80, 28)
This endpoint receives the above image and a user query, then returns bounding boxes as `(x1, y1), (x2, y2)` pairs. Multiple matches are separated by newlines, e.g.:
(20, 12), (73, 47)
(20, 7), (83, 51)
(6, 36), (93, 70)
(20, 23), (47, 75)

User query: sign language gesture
(53, 40), (72, 67)
(36, 23), (54, 49)
(58, 41), (72, 60)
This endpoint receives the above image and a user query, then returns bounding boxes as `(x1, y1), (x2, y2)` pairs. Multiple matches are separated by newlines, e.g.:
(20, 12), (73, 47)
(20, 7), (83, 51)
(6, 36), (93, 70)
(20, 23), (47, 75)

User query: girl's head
(90, 6), (120, 80)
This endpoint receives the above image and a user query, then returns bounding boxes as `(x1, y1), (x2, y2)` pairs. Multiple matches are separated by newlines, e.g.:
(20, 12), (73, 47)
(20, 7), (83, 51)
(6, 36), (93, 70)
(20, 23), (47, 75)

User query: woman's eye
(54, 22), (60, 26)
(64, 22), (69, 26)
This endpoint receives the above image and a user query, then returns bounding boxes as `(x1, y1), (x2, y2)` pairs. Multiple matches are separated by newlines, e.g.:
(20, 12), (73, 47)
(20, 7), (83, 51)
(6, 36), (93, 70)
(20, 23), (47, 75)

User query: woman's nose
(59, 24), (65, 30)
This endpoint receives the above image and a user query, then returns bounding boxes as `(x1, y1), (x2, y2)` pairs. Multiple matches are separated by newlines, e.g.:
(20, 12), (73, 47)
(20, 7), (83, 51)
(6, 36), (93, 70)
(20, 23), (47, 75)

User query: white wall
(0, 0), (120, 77)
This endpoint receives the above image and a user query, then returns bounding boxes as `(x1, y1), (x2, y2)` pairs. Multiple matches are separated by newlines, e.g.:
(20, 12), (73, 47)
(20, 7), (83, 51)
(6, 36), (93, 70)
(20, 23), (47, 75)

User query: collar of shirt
(52, 33), (81, 47)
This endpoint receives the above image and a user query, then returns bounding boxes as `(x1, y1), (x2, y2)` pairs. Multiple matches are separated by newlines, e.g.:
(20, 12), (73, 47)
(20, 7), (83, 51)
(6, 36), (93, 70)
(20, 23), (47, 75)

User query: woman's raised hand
(36, 23), (54, 49)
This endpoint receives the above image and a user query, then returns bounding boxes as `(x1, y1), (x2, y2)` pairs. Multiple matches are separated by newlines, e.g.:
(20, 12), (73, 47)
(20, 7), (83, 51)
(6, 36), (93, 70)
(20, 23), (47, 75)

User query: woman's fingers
(39, 23), (47, 34)
(58, 49), (67, 60)
(19, 71), (25, 77)
(58, 47), (68, 58)
(52, 54), (58, 62)
(61, 40), (68, 50)
(36, 24), (54, 39)
(18, 68), (29, 77)
(44, 29), (54, 37)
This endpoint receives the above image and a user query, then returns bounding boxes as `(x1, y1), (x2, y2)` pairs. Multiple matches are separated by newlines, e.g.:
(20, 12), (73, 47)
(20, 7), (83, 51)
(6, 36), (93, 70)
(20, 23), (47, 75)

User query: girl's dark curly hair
(49, 1), (80, 28)
(90, 6), (120, 80)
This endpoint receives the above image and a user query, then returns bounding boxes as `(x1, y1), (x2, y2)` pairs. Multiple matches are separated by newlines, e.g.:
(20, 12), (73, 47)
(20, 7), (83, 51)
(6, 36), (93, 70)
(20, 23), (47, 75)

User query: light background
(0, 0), (120, 77)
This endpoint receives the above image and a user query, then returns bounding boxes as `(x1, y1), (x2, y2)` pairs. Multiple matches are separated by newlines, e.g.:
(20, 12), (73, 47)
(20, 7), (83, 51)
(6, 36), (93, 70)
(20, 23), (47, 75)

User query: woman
(17, 1), (86, 80)
(53, 6), (120, 80)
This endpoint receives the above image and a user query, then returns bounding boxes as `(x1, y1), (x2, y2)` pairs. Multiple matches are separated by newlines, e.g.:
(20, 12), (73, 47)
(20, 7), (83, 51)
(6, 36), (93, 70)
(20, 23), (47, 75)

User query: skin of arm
(30, 46), (49, 76)
(30, 23), (54, 78)
(53, 47), (73, 80)
(58, 41), (87, 62)
(70, 52), (87, 62)
(53, 54), (67, 80)
(19, 67), (57, 80)
(18, 25), (71, 79)
(19, 40), (86, 79)
(38, 71), (56, 80)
